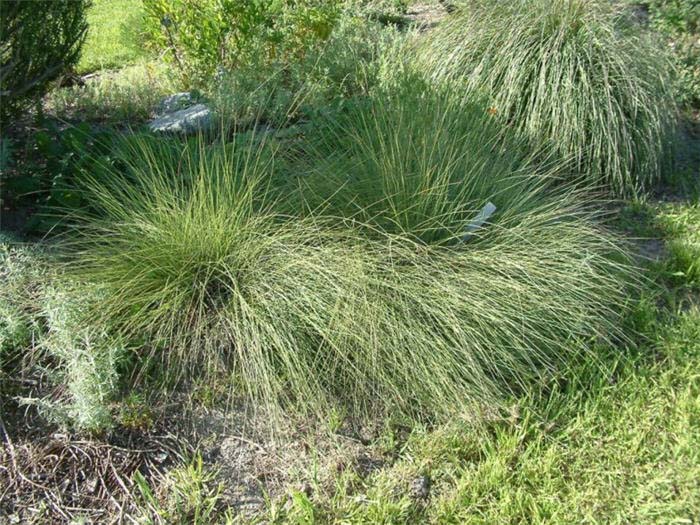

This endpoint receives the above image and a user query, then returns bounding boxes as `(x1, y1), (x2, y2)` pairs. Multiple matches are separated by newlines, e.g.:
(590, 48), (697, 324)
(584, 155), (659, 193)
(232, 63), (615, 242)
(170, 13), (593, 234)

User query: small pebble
(409, 475), (431, 500)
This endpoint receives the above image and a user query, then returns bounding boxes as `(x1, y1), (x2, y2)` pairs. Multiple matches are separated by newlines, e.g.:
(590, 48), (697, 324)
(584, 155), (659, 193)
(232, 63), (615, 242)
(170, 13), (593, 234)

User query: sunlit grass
(78, 0), (149, 74)
(419, 0), (677, 196)
(61, 129), (635, 424)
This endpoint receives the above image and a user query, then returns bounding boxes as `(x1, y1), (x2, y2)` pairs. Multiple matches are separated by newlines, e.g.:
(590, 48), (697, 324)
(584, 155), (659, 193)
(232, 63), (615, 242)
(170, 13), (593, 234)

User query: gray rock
(156, 92), (197, 115)
(409, 475), (431, 500)
(148, 104), (213, 134)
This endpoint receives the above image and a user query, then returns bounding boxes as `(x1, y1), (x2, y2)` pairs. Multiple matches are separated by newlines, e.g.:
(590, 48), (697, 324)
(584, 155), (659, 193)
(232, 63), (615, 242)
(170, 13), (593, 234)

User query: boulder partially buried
(148, 94), (213, 134)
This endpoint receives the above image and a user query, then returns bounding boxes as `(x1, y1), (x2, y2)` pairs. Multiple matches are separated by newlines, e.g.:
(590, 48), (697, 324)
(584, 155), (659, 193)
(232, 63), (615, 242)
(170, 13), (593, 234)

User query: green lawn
(78, 0), (149, 74)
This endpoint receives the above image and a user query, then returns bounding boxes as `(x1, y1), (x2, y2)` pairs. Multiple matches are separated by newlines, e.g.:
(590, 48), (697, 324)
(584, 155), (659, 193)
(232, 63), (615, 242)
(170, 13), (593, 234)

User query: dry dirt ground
(405, 2), (450, 30)
(1, 397), (399, 523)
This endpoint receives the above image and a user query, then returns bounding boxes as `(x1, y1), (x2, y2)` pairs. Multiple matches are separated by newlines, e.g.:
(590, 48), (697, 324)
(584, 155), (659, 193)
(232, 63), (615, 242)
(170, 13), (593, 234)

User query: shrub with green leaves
(646, 0), (700, 110)
(142, 0), (340, 88)
(212, 14), (404, 127)
(0, 0), (90, 122)
(419, 0), (677, 195)
(62, 128), (634, 424)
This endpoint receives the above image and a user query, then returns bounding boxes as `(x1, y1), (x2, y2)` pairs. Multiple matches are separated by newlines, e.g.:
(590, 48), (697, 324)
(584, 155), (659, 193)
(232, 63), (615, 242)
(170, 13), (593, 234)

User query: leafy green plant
(645, 0), (700, 110)
(0, 137), (13, 173)
(0, 0), (90, 122)
(0, 298), (30, 359)
(6, 123), (128, 234)
(117, 392), (156, 430)
(419, 0), (677, 195)
(142, 0), (340, 87)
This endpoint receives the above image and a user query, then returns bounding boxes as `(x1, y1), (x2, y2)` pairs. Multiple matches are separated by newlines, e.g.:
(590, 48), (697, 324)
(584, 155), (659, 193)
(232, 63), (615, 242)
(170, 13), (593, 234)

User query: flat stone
(148, 104), (213, 134)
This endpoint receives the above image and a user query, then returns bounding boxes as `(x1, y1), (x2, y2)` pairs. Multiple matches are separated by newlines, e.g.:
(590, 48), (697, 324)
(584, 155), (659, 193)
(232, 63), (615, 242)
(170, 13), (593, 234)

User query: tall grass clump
(62, 129), (635, 424)
(418, 0), (677, 196)
(287, 79), (558, 244)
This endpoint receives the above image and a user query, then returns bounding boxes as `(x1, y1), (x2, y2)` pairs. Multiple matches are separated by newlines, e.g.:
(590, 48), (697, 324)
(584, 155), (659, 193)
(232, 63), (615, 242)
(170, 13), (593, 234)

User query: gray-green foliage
(0, 236), (120, 433)
(212, 14), (405, 128)
(419, 0), (677, 195)
(38, 285), (123, 432)
(0, 300), (29, 356)
(0, 238), (39, 358)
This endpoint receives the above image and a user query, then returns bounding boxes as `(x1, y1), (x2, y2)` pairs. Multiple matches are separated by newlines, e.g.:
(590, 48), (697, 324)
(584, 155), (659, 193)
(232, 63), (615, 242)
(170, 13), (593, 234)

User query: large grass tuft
(62, 126), (635, 423)
(287, 80), (561, 244)
(418, 0), (677, 196)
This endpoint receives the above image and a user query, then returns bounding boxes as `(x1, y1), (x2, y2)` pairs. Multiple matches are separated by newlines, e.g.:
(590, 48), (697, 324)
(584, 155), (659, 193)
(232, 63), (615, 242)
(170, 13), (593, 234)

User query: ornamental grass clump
(64, 128), (634, 424)
(418, 0), (677, 196)
(287, 79), (558, 244)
